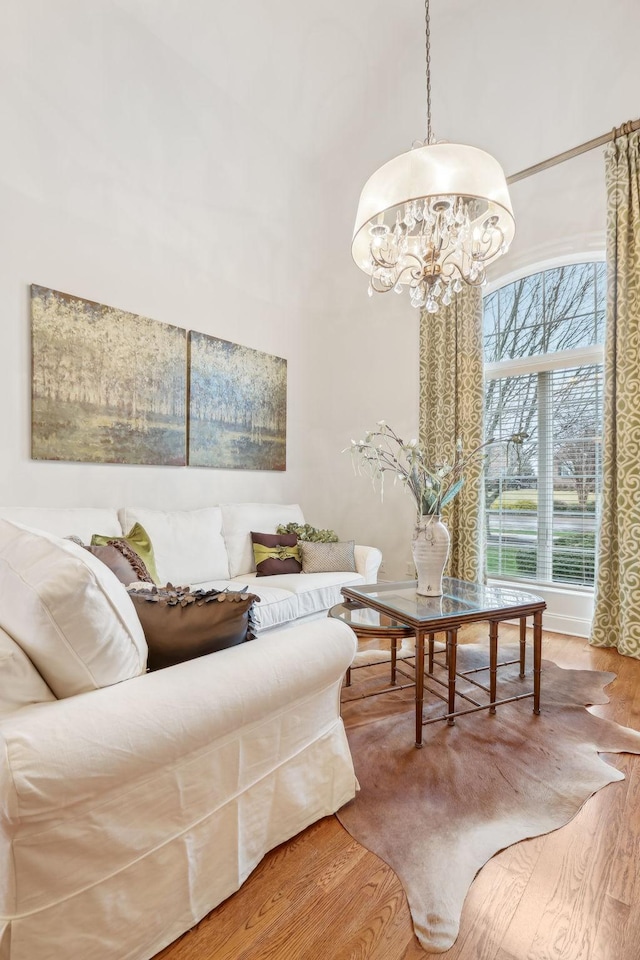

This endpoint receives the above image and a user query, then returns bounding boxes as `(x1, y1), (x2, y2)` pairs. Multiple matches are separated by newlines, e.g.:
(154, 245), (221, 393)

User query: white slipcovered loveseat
(0, 503), (381, 960)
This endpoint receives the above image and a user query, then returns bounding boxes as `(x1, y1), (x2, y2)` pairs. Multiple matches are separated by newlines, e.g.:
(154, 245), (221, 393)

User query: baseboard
(540, 611), (591, 638)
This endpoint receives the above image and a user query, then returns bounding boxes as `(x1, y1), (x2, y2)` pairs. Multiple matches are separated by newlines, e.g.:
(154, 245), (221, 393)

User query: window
(483, 262), (605, 588)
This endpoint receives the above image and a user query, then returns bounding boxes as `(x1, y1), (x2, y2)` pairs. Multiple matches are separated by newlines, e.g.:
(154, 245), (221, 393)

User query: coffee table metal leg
(489, 620), (498, 713)
(519, 616), (527, 678)
(533, 609), (542, 714)
(428, 631), (435, 674)
(415, 630), (425, 747)
(447, 629), (457, 725)
(391, 637), (397, 685)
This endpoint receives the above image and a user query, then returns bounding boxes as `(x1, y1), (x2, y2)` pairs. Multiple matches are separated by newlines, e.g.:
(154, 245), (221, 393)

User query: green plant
(276, 522), (338, 543)
(346, 422), (526, 516)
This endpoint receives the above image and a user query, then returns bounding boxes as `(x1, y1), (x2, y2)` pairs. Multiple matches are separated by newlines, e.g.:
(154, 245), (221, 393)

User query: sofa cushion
(191, 579), (300, 632)
(118, 507), (230, 584)
(91, 523), (161, 584)
(0, 519), (147, 698)
(191, 568), (366, 633)
(238, 570), (365, 625)
(221, 503), (305, 578)
(127, 584), (259, 670)
(251, 531), (301, 576)
(0, 626), (56, 716)
(300, 540), (356, 573)
(0, 507), (121, 544)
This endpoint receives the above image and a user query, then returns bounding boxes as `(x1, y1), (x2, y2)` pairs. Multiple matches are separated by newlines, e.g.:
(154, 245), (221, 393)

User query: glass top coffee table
(339, 578), (547, 747)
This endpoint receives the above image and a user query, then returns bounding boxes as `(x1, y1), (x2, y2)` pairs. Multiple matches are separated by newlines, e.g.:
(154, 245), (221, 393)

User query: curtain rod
(506, 118), (640, 185)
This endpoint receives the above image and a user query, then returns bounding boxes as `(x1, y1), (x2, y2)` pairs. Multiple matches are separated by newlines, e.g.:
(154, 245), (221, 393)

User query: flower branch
(345, 421), (526, 517)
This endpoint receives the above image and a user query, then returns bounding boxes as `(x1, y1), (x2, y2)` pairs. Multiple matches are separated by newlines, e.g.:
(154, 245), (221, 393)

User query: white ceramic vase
(411, 514), (450, 597)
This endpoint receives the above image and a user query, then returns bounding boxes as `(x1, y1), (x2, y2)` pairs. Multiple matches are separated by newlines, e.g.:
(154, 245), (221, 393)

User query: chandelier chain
(425, 0), (432, 144)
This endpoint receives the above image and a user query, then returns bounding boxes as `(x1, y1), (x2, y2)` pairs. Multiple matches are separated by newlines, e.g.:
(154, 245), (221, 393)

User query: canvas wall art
(189, 332), (287, 470)
(31, 285), (187, 466)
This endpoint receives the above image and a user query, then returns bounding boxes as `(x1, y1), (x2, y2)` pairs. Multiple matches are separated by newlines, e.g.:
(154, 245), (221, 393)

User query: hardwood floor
(154, 628), (640, 960)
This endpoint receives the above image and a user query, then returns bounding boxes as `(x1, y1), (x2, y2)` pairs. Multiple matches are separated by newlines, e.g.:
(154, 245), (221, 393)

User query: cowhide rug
(337, 643), (640, 954)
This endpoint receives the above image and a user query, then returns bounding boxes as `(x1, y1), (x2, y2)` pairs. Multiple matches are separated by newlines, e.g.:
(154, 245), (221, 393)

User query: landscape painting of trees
(31, 285), (187, 465)
(188, 332), (286, 470)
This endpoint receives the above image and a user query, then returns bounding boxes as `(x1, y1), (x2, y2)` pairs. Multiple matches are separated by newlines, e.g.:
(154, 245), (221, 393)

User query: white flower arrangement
(346, 421), (525, 517)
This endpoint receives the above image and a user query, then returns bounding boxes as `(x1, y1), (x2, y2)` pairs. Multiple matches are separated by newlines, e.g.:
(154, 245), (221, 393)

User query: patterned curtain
(419, 286), (485, 582)
(590, 131), (640, 659)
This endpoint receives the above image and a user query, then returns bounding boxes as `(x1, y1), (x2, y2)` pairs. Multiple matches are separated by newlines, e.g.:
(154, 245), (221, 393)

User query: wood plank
(440, 836), (545, 960)
(590, 895), (630, 960)
(607, 756), (640, 905)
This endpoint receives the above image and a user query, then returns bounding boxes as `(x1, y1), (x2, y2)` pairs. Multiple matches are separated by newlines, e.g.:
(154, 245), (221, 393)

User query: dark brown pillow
(127, 584), (260, 671)
(84, 544), (151, 586)
(251, 531), (302, 577)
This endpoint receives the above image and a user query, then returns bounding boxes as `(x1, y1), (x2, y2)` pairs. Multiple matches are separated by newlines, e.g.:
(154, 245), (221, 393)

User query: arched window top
(483, 262), (606, 364)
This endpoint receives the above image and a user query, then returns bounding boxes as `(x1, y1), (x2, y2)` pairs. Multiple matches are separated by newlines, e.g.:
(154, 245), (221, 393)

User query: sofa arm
(354, 544), (382, 583)
(0, 619), (357, 815)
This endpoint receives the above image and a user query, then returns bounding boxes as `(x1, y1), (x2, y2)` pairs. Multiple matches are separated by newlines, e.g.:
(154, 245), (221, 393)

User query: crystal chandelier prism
(351, 0), (515, 313)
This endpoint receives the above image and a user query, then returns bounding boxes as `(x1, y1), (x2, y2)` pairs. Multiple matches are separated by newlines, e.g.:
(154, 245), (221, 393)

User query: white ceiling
(115, 0), (640, 280)
(116, 0), (639, 170)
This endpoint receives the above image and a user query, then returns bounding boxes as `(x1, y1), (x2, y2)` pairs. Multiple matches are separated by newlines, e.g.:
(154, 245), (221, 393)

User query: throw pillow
(91, 522), (160, 585)
(0, 519), (147, 698)
(127, 584), (260, 671)
(84, 543), (154, 586)
(300, 540), (357, 573)
(251, 531), (302, 576)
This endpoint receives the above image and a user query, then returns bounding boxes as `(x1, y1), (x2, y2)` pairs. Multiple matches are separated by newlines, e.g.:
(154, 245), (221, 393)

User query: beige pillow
(0, 626), (56, 716)
(300, 540), (356, 573)
(0, 519), (148, 698)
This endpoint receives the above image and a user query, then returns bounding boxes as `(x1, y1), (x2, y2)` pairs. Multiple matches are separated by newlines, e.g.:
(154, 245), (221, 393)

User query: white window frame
(483, 255), (606, 637)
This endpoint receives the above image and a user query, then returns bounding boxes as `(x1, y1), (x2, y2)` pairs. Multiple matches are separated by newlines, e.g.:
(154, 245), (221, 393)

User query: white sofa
(0, 504), (381, 960)
(0, 503), (382, 634)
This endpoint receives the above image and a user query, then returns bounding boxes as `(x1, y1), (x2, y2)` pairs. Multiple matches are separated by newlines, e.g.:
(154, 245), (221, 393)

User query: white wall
(1, 1), (640, 583)
(0, 0), (420, 580)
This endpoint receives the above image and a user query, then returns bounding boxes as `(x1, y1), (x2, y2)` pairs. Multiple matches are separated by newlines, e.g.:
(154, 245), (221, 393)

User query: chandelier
(351, 0), (515, 312)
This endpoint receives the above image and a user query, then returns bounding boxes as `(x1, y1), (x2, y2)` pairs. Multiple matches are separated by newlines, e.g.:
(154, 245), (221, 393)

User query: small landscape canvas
(189, 331), (287, 470)
(31, 285), (187, 465)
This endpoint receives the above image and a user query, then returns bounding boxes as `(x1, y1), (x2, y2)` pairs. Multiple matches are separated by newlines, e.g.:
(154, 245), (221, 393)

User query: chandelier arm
(370, 275), (398, 294)
(371, 247), (426, 275)
(437, 260), (457, 281)
(370, 248), (400, 270)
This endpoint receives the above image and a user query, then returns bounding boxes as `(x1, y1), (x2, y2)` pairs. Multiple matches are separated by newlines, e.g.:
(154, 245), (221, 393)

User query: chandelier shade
(352, 142), (515, 310)
(352, 0), (515, 312)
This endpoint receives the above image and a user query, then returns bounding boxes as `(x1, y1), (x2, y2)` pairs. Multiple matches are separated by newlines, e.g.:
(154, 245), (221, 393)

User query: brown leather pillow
(84, 544), (151, 586)
(127, 585), (260, 671)
(251, 531), (301, 576)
